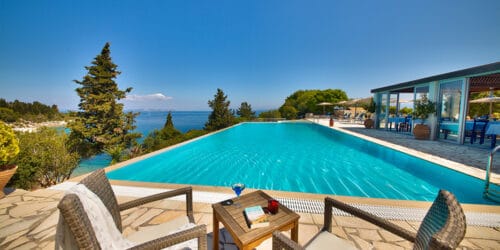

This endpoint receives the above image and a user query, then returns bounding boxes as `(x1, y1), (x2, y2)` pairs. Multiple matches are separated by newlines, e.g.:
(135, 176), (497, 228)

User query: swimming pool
(107, 122), (498, 204)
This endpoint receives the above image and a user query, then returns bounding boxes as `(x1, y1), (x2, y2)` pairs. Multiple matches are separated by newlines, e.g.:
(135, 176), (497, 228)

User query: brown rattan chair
(56, 169), (207, 249)
(273, 189), (466, 250)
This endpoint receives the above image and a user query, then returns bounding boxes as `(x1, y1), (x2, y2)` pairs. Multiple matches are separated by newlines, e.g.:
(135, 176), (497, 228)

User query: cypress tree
(68, 42), (141, 158)
(164, 112), (175, 129)
(205, 88), (234, 131)
(160, 112), (181, 138)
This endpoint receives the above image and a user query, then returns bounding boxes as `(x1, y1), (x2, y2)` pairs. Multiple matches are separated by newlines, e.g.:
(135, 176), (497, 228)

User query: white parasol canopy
(470, 96), (500, 116)
(317, 102), (333, 115)
(469, 96), (500, 103)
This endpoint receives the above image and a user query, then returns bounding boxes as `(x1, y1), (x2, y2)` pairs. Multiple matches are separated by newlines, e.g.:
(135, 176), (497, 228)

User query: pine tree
(68, 43), (141, 158)
(237, 102), (256, 120)
(205, 88), (234, 131)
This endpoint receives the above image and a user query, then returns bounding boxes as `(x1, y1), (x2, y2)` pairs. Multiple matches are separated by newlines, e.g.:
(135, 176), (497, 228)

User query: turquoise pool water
(107, 122), (498, 204)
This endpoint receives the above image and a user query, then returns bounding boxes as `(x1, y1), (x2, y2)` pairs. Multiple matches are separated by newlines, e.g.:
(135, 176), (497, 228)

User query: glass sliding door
(378, 93), (388, 129)
(387, 93), (400, 131)
(438, 80), (463, 142)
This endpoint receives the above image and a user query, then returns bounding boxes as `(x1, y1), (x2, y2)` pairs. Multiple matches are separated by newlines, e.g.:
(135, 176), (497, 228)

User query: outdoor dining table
(486, 122), (500, 148)
(387, 117), (407, 131)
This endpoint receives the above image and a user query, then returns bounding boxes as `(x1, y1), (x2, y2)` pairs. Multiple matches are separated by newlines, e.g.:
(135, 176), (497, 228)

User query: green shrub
(0, 121), (19, 167)
(11, 128), (79, 189)
(414, 95), (436, 124)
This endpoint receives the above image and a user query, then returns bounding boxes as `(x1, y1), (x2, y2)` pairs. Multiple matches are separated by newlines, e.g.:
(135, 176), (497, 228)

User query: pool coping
(50, 180), (500, 227)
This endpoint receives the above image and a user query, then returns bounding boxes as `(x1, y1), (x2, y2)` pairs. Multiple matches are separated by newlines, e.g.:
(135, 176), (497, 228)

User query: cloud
(125, 93), (173, 101)
(122, 93), (173, 110)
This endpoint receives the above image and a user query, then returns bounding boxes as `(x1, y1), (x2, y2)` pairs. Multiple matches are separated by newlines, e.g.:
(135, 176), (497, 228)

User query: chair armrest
(119, 186), (194, 221)
(325, 197), (417, 242)
(128, 224), (207, 250)
(272, 231), (304, 250)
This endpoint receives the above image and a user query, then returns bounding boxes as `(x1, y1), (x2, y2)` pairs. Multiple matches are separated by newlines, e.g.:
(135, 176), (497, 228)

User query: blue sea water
(71, 111), (210, 176)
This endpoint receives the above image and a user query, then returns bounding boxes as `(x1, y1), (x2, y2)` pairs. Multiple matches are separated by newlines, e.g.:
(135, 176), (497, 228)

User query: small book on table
(244, 206), (269, 229)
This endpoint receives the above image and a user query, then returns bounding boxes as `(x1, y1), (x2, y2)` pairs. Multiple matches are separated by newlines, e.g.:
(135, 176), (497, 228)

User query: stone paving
(340, 126), (498, 174)
(1, 188), (500, 249)
(1, 121), (500, 249)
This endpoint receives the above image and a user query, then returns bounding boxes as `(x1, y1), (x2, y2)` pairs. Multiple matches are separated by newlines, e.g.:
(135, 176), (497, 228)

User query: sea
(71, 111), (210, 176)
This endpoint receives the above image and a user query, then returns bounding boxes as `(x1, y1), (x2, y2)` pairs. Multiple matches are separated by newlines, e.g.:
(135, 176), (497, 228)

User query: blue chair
(398, 117), (411, 132)
(465, 119), (489, 144)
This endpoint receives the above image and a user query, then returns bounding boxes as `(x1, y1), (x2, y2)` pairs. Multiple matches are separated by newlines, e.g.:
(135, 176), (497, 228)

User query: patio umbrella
(317, 102), (333, 115)
(470, 96), (500, 116)
(342, 97), (372, 116)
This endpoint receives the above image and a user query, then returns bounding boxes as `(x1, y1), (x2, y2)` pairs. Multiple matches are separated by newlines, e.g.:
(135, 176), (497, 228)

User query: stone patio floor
(1, 188), (500, 250)
(1, 120), (500, 249)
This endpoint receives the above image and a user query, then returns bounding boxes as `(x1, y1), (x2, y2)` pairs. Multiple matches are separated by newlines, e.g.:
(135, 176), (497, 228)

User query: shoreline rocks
(10, 121), (67, 133)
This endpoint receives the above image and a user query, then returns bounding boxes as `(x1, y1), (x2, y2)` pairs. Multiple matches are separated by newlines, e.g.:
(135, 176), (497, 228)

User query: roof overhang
(371, 61), (500, 93)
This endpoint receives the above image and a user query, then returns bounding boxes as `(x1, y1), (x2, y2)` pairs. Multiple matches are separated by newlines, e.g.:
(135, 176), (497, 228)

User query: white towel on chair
(66, 184), (136, 249)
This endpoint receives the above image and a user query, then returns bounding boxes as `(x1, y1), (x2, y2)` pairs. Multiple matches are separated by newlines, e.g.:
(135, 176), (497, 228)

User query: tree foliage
(469, 91), (500, 118)
(142, 112), (184, 153)
(237, 102), (256, 121)
(258, 110), (282, 119)
(279, 105), (298, 120)
(414, 95), (436, 123)
(361, 98), (376, 114)
(204, 88), (235, 131)
(68, 43), (141, 158)
(399, 107), (413, 115)
(0, 98), (62, 122)
(142, 129), (208, 153)
(162, 112), (181, 137)
(279, 89), (348, 119)
(11, 128), (79, 189)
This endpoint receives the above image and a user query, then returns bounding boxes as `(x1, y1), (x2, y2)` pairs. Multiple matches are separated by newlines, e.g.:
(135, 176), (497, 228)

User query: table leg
(492, 135), (497, 149)
(213, 208), (219, 250)
(291, 222), (299, 242)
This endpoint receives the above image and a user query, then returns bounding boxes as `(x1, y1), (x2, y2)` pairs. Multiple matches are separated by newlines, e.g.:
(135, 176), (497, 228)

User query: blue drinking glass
(232, 183), (245, 197)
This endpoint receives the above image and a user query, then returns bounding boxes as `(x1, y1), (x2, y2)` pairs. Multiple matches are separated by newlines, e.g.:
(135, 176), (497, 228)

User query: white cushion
(126, 216), (198, 249)
(305, 231), (358, 250)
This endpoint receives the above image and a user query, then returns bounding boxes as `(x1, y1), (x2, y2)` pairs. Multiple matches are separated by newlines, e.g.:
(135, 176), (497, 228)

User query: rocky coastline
(9, 120), (67, 133)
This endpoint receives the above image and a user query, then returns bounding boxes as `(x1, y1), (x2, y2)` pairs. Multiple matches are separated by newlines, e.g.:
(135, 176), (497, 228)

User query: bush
(279, 105), (298, 120)
(142, 129), (209, 153)
(0, 121), (19, 167)
(11, 128), (79, 189)
(258, 110), (282, 119)
(0, 107), (19, 122)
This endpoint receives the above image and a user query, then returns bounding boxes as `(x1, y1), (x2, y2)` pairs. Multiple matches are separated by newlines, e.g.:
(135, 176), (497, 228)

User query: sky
(1, 0), (499, 111)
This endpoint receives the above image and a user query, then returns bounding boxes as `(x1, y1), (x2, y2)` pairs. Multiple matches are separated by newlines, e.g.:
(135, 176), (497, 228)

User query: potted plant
(0, 121), (20, 198)
(413, 95), (436, 140)
(363, 98), (376, 128)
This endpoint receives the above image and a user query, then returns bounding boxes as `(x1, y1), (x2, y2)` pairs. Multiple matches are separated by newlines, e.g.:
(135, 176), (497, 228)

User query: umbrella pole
(490, 88), (493, 117)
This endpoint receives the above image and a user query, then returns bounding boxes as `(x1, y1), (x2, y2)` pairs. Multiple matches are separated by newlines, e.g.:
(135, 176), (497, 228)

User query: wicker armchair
(56, 169), (207, 249)
(273, 189), (466, 250)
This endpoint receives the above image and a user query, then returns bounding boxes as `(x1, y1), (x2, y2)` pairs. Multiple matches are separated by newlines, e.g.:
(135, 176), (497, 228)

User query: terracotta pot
(364, 118), (374, 129)
(413, 124), (430, 140)
(0, 165), (17, 198)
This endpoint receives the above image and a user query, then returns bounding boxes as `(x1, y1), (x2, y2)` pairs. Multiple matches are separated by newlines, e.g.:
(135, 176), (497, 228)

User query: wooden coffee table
(212, 190), (300, 250)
